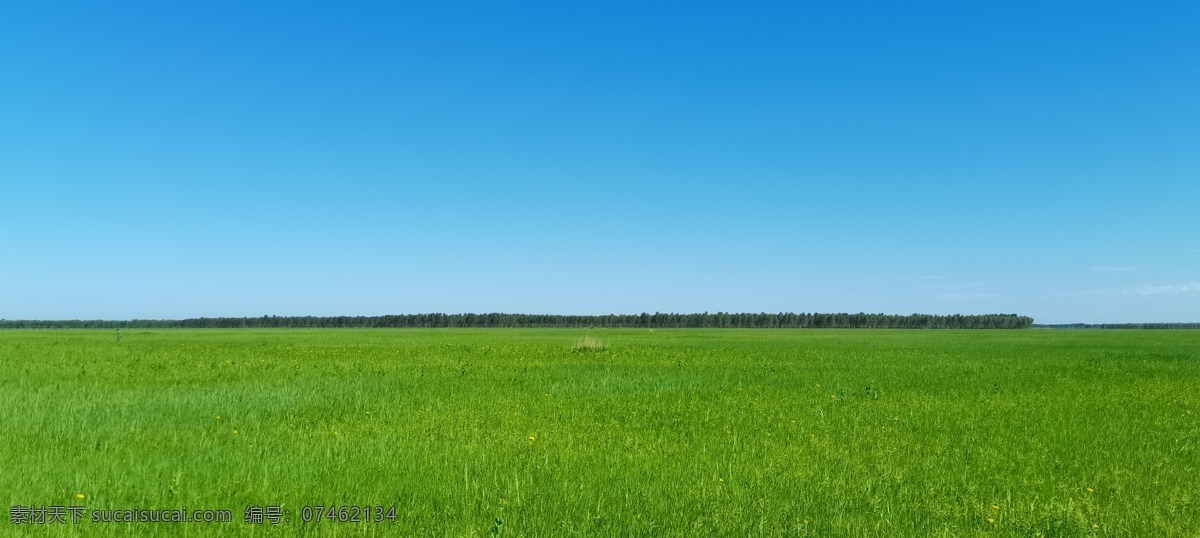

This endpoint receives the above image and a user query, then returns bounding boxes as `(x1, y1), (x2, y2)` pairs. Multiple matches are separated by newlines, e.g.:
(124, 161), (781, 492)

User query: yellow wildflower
(75, 493), (85, 500)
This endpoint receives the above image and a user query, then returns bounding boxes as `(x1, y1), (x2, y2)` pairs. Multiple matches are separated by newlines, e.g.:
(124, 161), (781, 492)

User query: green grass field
(2, 329), (1197, 536)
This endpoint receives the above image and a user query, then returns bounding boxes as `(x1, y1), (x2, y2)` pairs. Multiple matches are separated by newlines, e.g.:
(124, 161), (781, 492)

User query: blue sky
(1, 1), (1197, 324)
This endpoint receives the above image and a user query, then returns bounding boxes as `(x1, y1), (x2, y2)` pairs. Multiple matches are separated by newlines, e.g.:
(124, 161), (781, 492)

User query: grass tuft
(573, 335), (606, 352)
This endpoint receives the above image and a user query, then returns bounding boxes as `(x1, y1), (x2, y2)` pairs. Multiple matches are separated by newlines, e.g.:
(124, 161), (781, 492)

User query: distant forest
(1, 312), (1033, 329)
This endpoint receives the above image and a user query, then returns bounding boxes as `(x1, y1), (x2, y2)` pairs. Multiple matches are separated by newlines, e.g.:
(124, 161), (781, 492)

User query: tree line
(0, 312), (1034, 329)
(1035, 323), (1200, 330)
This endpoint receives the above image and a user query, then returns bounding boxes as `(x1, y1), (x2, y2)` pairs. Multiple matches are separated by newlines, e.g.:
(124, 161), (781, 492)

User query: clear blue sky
(2, 1), (1197, 324)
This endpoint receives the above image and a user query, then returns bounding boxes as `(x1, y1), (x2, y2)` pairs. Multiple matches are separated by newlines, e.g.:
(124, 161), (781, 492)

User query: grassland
(2, 329), (1197, 536)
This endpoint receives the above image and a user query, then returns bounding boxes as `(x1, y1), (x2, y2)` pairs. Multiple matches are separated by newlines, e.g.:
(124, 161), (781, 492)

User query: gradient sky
(2, 1), (1197, 324)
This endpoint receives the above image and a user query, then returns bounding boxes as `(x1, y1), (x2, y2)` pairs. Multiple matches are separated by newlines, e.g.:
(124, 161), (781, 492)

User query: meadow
(2, 329), (1197, 536)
